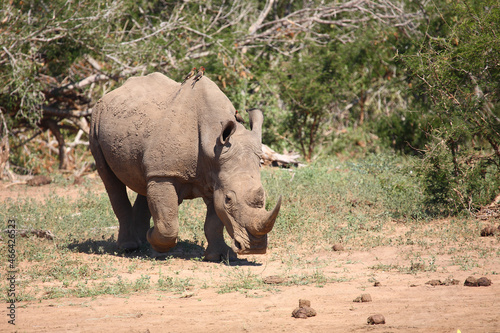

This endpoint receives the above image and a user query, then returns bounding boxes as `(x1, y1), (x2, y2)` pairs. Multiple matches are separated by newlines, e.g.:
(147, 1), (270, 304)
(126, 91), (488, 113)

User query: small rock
(353, 294), (372, 302)
(299, 299), (311, 308)
(373, 281), (381, 287)
(367, 314), (385, 325)
(332, 243), (344, 251)
(477, 277), (492, 287)
(464, 276), (478, 287)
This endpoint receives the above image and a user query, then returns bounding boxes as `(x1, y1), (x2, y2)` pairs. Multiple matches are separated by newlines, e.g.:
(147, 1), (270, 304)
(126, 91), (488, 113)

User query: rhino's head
(212, 109), (281, 255)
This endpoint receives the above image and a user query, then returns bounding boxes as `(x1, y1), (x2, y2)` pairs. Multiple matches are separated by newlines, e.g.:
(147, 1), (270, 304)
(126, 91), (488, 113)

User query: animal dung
(477, 277), (492, 286)
(464, 276), (492, 287)
(480, 224), (498, 237)
(425, 278), (460, 286)
(332, 243), (344, 251)
(353, 294), (372, 303)
(262, 275), (285, 285)
(292, 299), (317, 319)
(26, 175), (52, 186)
(17, 229), (55, 240)
(292, 307), (317, 319)
(298, 299), (311, 308)
(426, 279), (442, 286)
(367, 314), (385, 325)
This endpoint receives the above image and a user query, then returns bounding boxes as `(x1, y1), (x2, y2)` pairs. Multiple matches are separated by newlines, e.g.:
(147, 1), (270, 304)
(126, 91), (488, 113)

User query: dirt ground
(6, 250), (500, 333)
(2, 179), (500, 333)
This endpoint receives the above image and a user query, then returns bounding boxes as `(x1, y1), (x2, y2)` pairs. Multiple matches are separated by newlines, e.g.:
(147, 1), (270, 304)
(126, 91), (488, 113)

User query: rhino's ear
(247, 108), (263, 143)
(219, 120), (236, 145)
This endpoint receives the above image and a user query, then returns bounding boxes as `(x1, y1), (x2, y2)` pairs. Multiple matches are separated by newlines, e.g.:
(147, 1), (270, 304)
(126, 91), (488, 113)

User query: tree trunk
(0, 111), (9, 179)
(41, 119), (69, 170)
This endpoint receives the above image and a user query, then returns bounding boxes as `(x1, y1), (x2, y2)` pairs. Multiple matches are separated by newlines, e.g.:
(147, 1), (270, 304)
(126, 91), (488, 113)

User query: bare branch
(58, 73), (111, 92)
(249, 0), (275, 35)
(120, 22), (176, 45)
(42, 106), (92, 118)
(238, 0), (422, 48)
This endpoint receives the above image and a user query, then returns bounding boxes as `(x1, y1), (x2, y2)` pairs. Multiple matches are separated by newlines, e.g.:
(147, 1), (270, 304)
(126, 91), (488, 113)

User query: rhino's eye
(225, 191), (236, 207)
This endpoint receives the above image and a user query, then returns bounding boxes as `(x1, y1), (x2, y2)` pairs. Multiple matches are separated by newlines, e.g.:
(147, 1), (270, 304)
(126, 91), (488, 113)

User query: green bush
(416, 142), (500, 215)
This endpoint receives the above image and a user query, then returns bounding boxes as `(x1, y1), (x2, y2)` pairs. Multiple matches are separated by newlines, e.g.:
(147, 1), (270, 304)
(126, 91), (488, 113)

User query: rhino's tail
(89, 100), (104, 143)
(89, 100), (108, 172)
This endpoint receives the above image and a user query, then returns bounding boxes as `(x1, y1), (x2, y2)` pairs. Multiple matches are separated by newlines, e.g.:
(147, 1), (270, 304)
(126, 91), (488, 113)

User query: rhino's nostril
(234, 240), (242, 251)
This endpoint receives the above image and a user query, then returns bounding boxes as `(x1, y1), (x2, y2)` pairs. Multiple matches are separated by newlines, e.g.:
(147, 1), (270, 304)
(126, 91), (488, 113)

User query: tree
(0, 0), (424, 173)
(402, 0), (500, 213)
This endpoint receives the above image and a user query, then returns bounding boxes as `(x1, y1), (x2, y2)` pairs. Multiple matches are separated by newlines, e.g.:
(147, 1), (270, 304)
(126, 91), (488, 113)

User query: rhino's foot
(149, 242), (177, 253)
(150, 248), (174, 259)
(118, 240), (141, 251)
(117, 236), (147, 252)
(204, 244), (237, 262)
(147, 228), (177, 253)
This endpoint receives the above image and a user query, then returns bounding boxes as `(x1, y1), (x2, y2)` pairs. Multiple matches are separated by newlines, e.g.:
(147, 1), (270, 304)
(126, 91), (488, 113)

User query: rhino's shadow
(65, 238), (261, 266)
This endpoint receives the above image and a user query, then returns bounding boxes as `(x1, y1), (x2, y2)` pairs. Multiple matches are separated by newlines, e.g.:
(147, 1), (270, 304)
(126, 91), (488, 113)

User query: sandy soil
(1, 178), (499, 333)
(0, 173), (104, 202)
(4, 249), (500, 333)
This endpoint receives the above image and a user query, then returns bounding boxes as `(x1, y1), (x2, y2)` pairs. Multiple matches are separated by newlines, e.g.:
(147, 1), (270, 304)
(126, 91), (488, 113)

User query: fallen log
(261, 144), (302, 167)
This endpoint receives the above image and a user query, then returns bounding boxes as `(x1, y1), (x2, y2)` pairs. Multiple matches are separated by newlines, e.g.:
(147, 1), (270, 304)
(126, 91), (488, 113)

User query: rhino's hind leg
(92, 145), (143, 251)
(146, 178), (179, 253)
(132, 194), (151, 246)
(203, 199), (237, 262)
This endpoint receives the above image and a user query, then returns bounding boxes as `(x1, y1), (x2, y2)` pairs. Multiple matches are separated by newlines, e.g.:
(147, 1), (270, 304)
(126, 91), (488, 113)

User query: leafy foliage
(402, 0), (500, 213)
(1, 0), (499, 213)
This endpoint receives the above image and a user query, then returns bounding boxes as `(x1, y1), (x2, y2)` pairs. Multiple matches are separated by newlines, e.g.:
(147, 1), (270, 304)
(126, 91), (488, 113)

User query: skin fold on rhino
(89, 72), (281, 261)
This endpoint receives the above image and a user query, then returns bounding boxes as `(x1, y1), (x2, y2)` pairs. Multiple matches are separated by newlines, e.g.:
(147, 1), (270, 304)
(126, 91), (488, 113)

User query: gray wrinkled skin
(89, 73), (281, 261)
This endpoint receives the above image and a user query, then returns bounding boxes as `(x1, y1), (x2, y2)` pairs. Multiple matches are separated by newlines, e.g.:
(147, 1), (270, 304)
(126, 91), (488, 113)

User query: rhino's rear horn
(252, 195), (282, 235)
(247, 108), (263, 142)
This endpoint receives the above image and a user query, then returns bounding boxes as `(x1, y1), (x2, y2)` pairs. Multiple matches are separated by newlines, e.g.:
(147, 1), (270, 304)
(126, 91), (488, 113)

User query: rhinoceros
(89, 72), (281, 261)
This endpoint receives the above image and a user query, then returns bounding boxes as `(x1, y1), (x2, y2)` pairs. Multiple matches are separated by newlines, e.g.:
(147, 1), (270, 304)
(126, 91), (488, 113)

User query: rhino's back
(93, 73), (199, 194)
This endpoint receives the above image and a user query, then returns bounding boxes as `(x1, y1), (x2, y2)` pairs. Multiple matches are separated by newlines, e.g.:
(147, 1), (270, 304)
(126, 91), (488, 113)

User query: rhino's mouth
(222, 210), (269, 255)
(232, 230), (267, 255)
(234, 239), (243, 252)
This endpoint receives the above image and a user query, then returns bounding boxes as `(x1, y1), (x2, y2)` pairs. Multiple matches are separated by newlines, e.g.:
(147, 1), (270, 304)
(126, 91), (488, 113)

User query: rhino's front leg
(146, 178), (179, 253)
(203, 199), (237, 261)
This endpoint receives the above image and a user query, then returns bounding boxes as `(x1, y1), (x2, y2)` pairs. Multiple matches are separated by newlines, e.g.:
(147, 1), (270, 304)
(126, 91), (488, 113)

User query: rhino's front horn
(251, 196), (282, 236)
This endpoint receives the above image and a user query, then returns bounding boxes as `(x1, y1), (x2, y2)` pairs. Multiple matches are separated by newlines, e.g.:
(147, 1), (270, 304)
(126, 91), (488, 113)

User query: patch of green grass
(451, 254), (480, 271)
(0, 152), (496, 301)
(157, 267), (192, 293)
(218, 267), (264, 294)
(286, 269), (330, 287)
(262, 154), (430, 252)
(369, 257), (438, 274)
